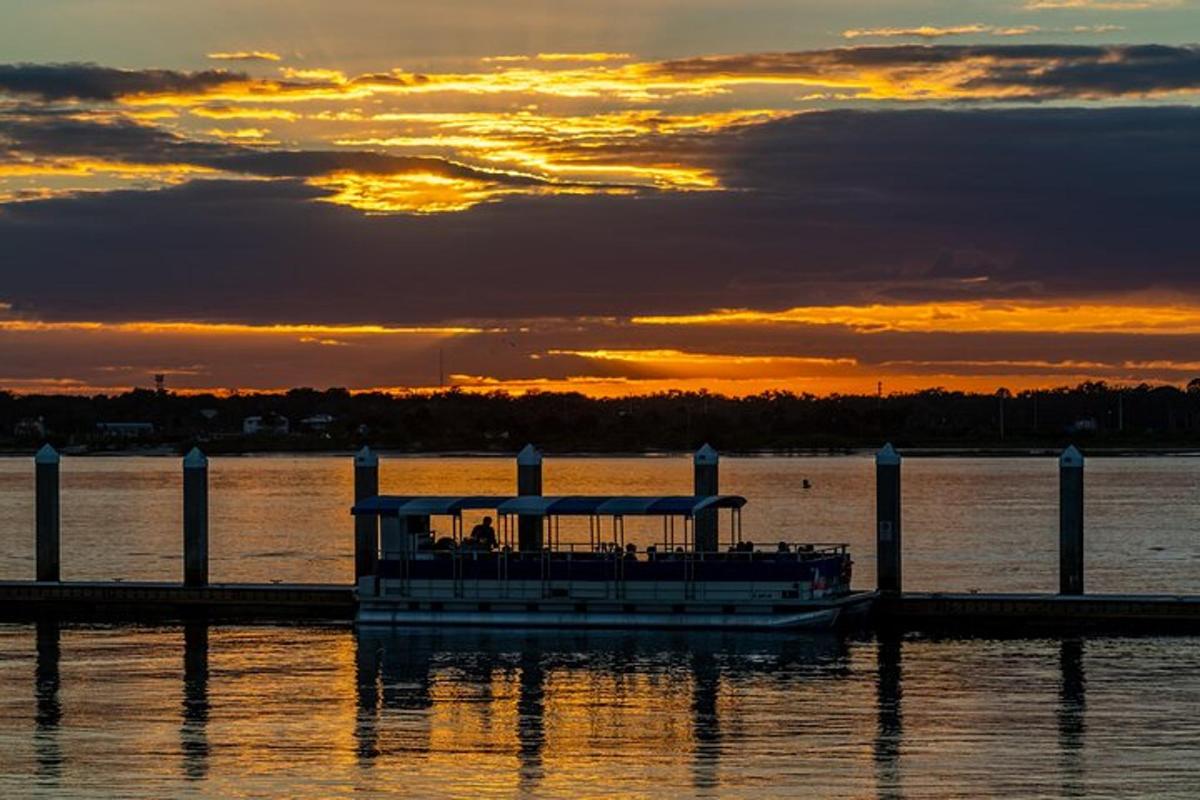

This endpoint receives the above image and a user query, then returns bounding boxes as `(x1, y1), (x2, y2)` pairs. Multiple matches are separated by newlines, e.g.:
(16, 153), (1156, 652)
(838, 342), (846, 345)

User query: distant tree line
(3, 380), (1200, 454)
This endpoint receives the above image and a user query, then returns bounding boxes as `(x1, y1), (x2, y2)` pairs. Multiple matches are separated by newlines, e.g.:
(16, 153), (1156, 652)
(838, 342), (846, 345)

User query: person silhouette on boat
(469, 516), (497, 550)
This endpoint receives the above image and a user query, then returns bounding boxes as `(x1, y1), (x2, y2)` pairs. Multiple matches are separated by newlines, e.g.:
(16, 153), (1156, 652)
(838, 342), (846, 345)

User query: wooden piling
(693, 444), (719, 552)
(354, 447), (380, 581)
(35, 444), (60, 583)
(183, 448), (209, 588)
(876, 443), (902, 595)
(1060, 445), (1084, 596)
(517, 444), (543, 552)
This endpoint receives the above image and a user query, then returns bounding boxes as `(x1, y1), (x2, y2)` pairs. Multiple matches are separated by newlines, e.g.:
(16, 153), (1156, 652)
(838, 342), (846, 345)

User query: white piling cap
(183, 447), (208, 469)
(694, 443), (718, 466)
(517, 443), (542, 466)
(876, 443), (901, 466)
(1060, 445), (1084, 468)
(34, 444), (59, 465)
(354, 445), (378, 467)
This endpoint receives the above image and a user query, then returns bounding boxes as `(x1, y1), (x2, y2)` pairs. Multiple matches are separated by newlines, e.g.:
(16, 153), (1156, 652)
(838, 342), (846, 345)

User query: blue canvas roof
(496, 495), (746, 517)
(351, 495), (513, 516)
(352, 494), (746, 517)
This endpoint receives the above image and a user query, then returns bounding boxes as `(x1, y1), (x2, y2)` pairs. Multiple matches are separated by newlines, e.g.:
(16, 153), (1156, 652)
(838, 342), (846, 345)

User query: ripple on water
(0, 625), (1199, 798)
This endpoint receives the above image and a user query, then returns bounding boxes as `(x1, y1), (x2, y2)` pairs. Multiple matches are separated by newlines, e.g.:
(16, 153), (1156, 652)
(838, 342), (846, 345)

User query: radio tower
(155, 373), (165, 394)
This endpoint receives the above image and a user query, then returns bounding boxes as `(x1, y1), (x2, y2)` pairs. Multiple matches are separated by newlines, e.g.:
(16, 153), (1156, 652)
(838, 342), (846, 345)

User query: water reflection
(517, 647), (546, 792)
(1058, 639), (1087, 798)
(8, 624), (1190, 798)
(875, 634), (903, 800)
(34, 619), (62, 784)
(690, 651), (722, 793)
(181, 621), (210, 781)
(354, 631), (382, 763)
(352, 627), (848, 793)
(354, 629), (435, 767)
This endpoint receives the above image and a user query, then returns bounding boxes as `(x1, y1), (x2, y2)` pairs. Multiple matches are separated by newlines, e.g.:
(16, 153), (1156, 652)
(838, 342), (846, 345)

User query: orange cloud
(429, 372), (1135, 398)
(0, 319), (484, 337)
(844, 24), (996, 39)
(206, 50), (282, 62)
(190, 106), (300, 121)
(1024, 0), (1177, 8)
(548, 349), (858, 379)
(632, 299), (1200, 335)
(205, 127), (272, 139)
(94, 44), (1200, 107)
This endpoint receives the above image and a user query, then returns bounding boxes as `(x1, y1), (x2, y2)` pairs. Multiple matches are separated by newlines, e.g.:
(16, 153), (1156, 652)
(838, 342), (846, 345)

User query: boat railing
(398, 540), (848, 560)
(376, 540), (851, 601)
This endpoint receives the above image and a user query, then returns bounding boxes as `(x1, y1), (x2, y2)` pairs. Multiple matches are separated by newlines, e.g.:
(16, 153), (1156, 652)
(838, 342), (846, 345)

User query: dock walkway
(880, 592), (1200, 634)
(6, 582), (1200, 632)
(0, 581), (355, 622)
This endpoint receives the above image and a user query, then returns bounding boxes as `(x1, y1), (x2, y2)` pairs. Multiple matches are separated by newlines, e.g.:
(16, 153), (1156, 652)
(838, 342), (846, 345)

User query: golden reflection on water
(3, 624), (1200, 798)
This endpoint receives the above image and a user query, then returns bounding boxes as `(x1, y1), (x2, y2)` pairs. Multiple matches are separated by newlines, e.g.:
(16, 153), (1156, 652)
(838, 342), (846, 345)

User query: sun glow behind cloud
(4, 20), (1200, 398)
(4, 45), (1200, 213)
(6, 297), (1200, 396)
(86, 45), (1200, 110)
(306, 169), (634, 213)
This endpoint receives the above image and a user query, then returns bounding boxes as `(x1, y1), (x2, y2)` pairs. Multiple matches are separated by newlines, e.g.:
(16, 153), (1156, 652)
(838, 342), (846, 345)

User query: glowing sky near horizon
(2, 0), (1200, 396)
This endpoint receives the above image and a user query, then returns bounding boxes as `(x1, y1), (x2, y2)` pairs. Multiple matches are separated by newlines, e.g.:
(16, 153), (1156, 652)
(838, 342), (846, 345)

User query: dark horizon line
(4, 377), (1200, 403)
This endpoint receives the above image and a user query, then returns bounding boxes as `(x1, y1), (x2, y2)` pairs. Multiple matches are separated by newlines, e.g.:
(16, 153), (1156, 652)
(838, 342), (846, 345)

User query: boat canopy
(498, 495), (745, 517)
(352, 494), (746, 518)
(352, 495), (513, 517)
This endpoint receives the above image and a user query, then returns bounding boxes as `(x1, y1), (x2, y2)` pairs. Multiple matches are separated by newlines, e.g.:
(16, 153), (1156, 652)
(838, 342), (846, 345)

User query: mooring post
(876, 443), (902, 595)
(1059, 445), (1084, 595)
(517, 444), (543, 552)
(693, 444), (719, 552)
(35, 444), (61, 583)
(354, 446), (380, 581)
(183, 448), (209, 588)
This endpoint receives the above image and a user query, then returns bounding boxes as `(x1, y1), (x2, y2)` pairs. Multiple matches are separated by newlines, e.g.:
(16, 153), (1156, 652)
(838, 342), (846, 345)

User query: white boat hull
(357, 592), (875, 631)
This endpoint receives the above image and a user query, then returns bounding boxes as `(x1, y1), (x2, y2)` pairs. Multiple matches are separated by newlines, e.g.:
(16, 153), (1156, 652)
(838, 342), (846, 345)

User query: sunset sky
(2, 0), (1200, 396)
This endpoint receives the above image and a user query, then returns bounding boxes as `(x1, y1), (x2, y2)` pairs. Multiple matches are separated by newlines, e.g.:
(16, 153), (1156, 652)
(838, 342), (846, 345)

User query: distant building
(97, 422), (155, 439)
(243, 414), (289, 435)
(300, 413), (335, 431)
(14, 417), (46, 439)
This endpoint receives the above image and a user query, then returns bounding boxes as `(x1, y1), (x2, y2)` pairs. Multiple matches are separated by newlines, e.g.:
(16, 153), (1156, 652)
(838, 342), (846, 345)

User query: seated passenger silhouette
(469, 516), (497, 550)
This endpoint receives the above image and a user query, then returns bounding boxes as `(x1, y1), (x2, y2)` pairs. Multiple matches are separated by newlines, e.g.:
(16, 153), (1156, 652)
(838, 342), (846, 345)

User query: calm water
(2, 454), (1199, 592)
(2, 456), (1199, 797)
(0, 624), (1198, 798)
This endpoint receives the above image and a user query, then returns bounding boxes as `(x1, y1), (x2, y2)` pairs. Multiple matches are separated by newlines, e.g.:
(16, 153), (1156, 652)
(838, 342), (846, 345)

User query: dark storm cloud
(0, 110), (557, 187)
(210, 150), (551, 186)
(0, 63), (248, 101)
(963, 44), (1200, 97)
(653, 44), (1200, 98)
(2, 107), (1199, 323)
(0, 111), (230, 162)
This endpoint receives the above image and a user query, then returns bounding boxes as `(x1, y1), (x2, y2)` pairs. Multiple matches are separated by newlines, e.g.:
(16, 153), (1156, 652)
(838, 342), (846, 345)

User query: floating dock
(879, 592), (1200, 634)
(0, 581), (355, 622)
(6, 583), (1200, 633)
(4, 443), (1200, 634)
